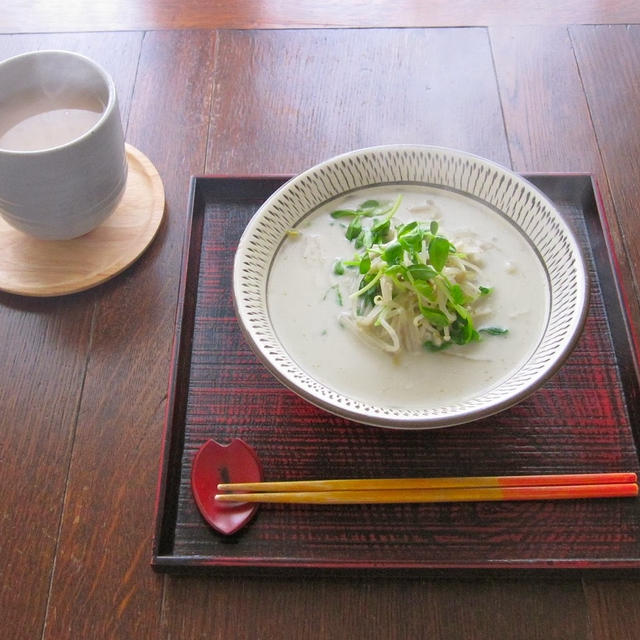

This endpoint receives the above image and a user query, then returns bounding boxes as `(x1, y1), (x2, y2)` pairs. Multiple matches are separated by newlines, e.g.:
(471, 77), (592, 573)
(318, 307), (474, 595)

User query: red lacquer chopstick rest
(191, 438), (263, 535)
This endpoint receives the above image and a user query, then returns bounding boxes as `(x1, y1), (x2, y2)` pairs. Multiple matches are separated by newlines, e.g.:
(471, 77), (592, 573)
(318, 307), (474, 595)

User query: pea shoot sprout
(330, 195), (507, 354)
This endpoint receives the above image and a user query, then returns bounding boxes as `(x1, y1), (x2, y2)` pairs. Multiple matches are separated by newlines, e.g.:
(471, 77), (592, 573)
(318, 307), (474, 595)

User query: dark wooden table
(2, 4), (640, 638)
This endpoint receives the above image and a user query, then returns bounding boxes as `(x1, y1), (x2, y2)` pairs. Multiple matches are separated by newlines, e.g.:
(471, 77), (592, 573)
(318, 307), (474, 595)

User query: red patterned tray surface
(153, 175), (640, 573)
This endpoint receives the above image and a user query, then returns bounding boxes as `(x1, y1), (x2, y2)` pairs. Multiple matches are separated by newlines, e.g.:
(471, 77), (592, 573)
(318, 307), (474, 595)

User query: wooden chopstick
(217, 472), (637, 493)
(215, 483), (638, 504)
(215, 472), (638, 505)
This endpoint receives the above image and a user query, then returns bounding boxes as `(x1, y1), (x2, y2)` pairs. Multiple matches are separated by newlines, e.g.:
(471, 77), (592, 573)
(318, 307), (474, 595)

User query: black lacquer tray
(153, 174), (640, 575)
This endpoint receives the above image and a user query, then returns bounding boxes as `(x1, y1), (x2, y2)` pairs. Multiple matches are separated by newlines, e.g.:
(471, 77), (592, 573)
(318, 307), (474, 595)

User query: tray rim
(152, 172), (640, 575)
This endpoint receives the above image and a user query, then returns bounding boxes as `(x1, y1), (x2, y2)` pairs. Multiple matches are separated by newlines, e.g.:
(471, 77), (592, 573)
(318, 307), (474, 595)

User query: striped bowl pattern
(233, 145), (589, 429)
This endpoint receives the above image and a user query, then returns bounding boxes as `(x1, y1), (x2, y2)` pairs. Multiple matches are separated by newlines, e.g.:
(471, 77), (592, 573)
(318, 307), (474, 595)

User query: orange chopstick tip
(496, 472), (637, 487)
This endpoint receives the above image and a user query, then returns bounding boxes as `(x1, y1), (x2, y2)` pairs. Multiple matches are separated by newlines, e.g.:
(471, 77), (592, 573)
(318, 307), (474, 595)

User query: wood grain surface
(40, 31), (217, 639)
(490, 23), (640, 353)
(0, 32), (143, 640)
(570, 25), (640, 342)
(1, 17), (640, 640)
(206, 29), (510, 175)
(3, 0), (640, 32)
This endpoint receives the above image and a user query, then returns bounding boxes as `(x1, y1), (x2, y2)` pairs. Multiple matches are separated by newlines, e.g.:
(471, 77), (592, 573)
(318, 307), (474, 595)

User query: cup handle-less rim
(0, 49), (118, 156)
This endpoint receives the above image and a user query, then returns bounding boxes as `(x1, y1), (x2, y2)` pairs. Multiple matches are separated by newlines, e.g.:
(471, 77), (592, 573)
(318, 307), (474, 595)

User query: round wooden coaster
(0, 144), (165, 297)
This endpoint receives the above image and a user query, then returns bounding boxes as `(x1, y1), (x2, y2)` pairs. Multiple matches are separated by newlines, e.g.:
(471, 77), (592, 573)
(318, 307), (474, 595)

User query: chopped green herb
(345, 217), (362, 241)
(428, 236), (450, 272)
(420, 307), (450, 328)
(382, 242), (404, 266)
(330, 209), (360, 219)
(329, 194), (507, 353)
(424, 340), (451, 352)
(407, 264), (437, 282)
(359, 253), (371, 274)
(449, 284), (467, 306)
(479, 327), (509, 336)
(323, 284), (343, 307)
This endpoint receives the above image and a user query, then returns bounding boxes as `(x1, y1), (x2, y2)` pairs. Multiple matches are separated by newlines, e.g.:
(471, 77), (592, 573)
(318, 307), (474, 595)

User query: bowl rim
(233, 144), (590, 429)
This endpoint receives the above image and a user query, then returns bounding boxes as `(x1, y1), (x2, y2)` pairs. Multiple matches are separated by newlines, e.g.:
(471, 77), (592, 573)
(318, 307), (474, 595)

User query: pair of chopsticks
(215, 472), (638, 504)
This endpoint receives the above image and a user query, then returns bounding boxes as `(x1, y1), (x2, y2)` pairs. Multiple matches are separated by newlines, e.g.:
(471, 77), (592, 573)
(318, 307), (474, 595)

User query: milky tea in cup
(0, 50), (127, 240)
(0, 90), (103, 152)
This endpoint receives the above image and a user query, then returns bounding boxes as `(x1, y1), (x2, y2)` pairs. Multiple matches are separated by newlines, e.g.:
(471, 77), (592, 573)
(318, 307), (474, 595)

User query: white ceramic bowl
(233, 145), (588, 429)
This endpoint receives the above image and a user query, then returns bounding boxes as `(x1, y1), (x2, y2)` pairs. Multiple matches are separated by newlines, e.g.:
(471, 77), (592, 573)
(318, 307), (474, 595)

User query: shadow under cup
(0, 50), (128, 240)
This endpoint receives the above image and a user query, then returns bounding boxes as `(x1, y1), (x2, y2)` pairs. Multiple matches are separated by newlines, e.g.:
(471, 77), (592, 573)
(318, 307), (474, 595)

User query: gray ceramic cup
(0, 50), (127, 240)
